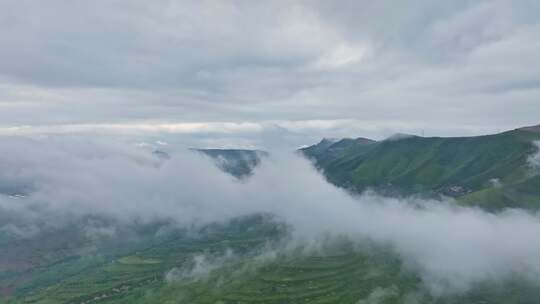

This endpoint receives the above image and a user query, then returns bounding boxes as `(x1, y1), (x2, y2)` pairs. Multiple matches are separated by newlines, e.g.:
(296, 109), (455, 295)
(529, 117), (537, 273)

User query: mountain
(301, 137), (376, 168)
(301, 126), (540, 210)
(151, 149), (265, 179)
(152, 150), (171, 160)
(4, 215), (540, 304)
(4, 128), (540, 303)
(193, 149), (268, 178)
(520, 124), (540, 133)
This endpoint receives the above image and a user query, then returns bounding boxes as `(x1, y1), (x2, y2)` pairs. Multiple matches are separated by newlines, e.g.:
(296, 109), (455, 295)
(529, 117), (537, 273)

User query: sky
(0, 0), (539, 148)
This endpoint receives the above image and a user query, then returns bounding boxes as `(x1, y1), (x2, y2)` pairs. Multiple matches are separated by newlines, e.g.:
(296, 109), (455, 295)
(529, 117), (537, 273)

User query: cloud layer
(0, 1), (539, 145)
(3, 136), (540, 293)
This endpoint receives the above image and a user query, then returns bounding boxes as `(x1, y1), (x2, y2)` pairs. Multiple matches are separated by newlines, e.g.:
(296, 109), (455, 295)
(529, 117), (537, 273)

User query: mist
(2, 136), (540, 293)
(165, 249), (236, 283)
(530, 141), (540, 171)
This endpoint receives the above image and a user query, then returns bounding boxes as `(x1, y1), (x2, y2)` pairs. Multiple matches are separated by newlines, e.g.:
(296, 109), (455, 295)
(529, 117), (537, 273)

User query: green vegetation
(193, 149), (268, 179)
(0, 215), (285, 303)
(118, 256), (162, 265)
(301, 128), (540, 210)
(3, 127), (540, 303)
(3, 216), (540, 304)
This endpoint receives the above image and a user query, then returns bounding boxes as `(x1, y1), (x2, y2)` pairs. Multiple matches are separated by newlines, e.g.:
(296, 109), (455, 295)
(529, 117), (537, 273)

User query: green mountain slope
(4, 217), (540, 304)
(193, 149), (268, 178)
(3, 127), (540, 303)
(301, 126), (540, 210)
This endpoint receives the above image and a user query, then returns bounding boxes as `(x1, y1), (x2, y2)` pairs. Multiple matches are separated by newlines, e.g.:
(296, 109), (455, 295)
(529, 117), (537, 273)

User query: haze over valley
(1, 1), (540, 303)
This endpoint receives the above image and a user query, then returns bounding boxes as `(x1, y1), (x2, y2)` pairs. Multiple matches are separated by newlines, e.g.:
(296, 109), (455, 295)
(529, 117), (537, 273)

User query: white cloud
(356, 286), (399, 304)
(529, 141), (540, 172)
(314, 43), (368, 69)
(165, 250), (236, 282)
(0, 122), (264, 136)
(3, 136), (540, 294)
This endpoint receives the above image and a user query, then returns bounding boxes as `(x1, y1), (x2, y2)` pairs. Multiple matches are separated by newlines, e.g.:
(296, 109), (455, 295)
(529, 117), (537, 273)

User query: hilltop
(192, 148), (268, 178)
(301, 125), (540, 210)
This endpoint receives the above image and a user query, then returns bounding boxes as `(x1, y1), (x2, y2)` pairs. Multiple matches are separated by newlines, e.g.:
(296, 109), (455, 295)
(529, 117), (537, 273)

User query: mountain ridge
(301, 125), (540, 210)
(193, 148), (267, 178)
(519, 124), (540, 133)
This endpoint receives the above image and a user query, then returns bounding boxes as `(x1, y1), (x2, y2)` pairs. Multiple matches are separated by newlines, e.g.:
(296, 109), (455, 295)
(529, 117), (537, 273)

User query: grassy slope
(1, 216), (285, 304)
(302, 129), (540, 210)
(194, 149), (267, 179)
(6, 221), (540, 304)
(4, 128), (540, 303)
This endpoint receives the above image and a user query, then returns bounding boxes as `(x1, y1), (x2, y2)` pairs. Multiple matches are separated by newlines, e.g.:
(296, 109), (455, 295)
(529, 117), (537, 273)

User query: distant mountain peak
(319, 138), (339, 145)
(519, 124), (540, 133)
(192, 148), (266, 179)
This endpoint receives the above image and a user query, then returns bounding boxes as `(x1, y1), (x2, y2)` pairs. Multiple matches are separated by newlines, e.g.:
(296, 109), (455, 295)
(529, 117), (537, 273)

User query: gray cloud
(3, 136), (540, 294)
(0, 0), (538, 145)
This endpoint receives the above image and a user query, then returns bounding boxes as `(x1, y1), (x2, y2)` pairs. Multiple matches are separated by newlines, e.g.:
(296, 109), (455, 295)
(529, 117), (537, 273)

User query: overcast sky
(0, 0), (539, 148)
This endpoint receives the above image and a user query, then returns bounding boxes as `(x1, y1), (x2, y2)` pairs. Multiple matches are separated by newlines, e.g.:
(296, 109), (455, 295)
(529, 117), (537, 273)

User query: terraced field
(218, 252), (412, 303)
(101, 242), (419, 304)
(4, 216), (540, 304)
(1, 215), (285, 303)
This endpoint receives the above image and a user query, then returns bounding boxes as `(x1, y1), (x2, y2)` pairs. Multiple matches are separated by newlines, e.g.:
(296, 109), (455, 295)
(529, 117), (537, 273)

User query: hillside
(3, 216), (540, 304)
(301, 126), (540, 210)
(192, 149), (268, 178)
(3, 128), (540, 303)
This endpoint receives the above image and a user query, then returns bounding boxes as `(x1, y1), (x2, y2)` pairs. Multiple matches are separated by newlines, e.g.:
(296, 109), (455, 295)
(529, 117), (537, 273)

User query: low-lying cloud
(2, 136), (540, 294)
(165, 249), (236, 283)
(529, 141), (540, 172)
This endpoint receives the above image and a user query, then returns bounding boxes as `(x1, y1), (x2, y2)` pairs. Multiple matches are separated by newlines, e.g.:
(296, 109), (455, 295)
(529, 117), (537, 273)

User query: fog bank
(2, 136), (540, 293)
